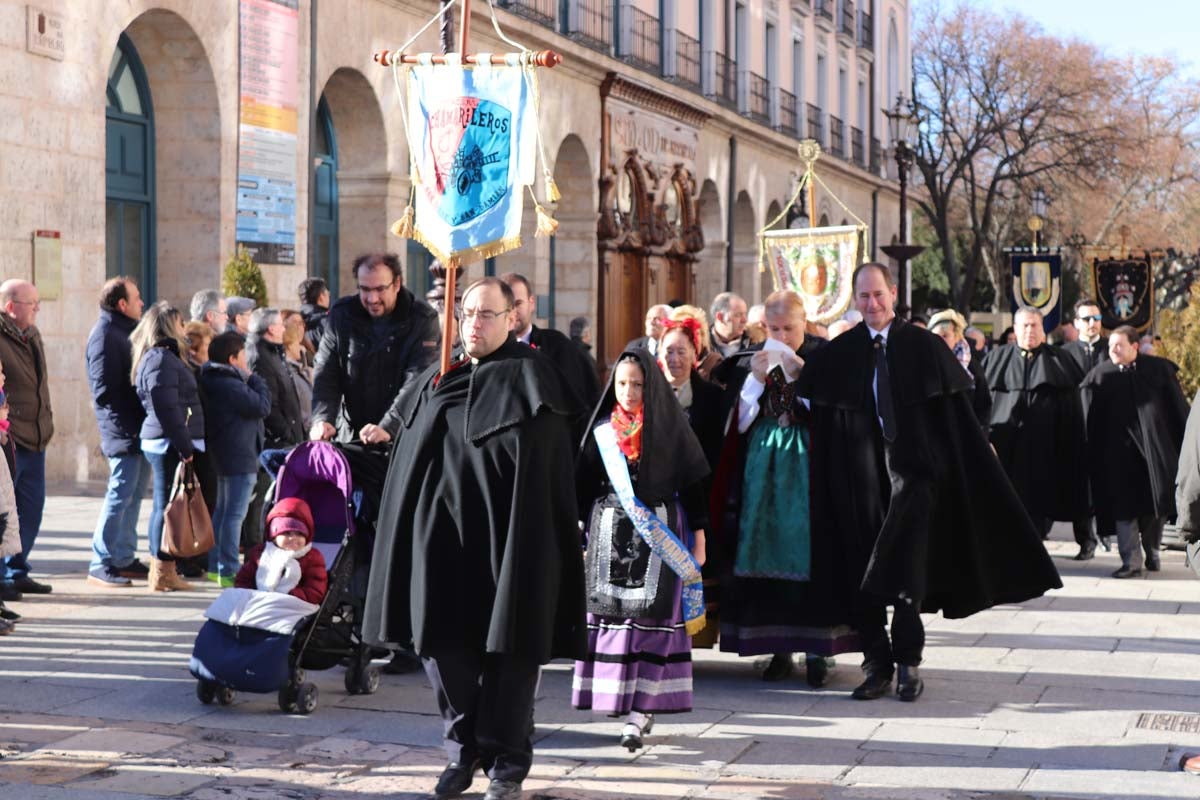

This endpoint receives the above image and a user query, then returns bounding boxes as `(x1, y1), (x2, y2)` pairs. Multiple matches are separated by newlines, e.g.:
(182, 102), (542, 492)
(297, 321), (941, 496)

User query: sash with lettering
(593, 423), (706, 635)
(406, 59), (537, 264)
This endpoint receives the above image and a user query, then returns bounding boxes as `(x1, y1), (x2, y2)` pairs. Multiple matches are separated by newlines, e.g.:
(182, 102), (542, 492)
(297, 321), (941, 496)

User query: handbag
(162, 460), (214, 558)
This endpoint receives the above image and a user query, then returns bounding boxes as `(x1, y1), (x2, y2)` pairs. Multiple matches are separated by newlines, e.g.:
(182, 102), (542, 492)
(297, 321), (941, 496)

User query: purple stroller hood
(274, 442), (356, 544)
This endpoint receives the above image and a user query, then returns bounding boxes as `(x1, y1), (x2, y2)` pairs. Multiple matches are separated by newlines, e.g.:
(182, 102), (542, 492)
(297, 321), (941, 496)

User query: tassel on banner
(545, 174), (561, 204)
(534, 202), (559, 238)
(390, 205), (415, 239)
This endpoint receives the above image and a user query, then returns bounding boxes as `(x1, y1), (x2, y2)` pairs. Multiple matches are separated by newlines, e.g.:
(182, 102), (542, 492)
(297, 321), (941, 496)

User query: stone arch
(547, 134), (595, 332)
(732, 191), (757, 302)
(319, 68), (390, 294)
(121, 9), (220, 308)
(695, 180), (725, 306)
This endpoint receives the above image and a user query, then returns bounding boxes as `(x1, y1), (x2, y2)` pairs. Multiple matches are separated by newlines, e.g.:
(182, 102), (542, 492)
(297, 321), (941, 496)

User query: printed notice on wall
(236, 0), (298, 265)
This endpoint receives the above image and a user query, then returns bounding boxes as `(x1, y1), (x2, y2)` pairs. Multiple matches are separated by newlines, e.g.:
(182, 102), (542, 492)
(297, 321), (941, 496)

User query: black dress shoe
(896, 665), (924, 702)
(483, 779), (523, 800)
(0, 583), (21, 602)
(434, 760), (480, 798)
(1072, 546), (1096, 561)
(805, 655), (832, 688)
(851, 669), (893, 700)
(0, 602), (19, 622)
(1146, 556), (1161, 572)
(761, 652), (794, 682)
(1112, 566), (1145, 579)
(382, 650), (423, 675)
(12, 577), (51, 594)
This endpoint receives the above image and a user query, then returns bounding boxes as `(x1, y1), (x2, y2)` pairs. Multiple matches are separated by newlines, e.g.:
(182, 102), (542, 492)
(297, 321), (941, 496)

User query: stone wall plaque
(26, 6), (65, 61)
(32, 230), (62, 300)
(607, 98), (699, 173)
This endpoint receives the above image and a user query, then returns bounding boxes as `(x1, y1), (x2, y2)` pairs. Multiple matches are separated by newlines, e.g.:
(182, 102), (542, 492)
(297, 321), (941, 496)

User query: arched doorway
(762, 200), (783, 298)
(311, 97), (339, 295)
(318, 68), (388, 295)
(550, 135), (595, 334)
(732, 191), (757, 302)
(696, 180), (724, 305)
(105, 33), (155, 297)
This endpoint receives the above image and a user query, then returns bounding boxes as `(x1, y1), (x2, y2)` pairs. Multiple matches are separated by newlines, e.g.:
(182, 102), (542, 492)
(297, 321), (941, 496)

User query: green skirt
(734, 416), (811, 581)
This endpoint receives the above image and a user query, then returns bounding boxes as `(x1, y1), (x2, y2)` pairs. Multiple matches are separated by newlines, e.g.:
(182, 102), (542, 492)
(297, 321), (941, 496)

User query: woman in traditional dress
(572, 348), (711, 752)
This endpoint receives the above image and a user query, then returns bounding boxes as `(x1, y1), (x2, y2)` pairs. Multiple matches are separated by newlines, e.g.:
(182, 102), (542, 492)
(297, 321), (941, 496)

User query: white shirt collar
(867, 320), (894, 342)
(516, 325), (533, 344)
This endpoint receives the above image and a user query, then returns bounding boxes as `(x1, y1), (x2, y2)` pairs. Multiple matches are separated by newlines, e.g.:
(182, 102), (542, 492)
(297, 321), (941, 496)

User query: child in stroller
(190, 442), (380, 714)
(236, 497), (328, 603)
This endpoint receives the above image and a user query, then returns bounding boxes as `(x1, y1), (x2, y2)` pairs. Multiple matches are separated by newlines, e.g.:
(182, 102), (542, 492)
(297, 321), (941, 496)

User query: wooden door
(601, 249), (646, 368)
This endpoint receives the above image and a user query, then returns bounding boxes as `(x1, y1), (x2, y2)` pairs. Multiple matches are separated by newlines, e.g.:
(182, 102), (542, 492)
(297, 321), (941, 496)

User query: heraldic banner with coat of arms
(761, 226), (862, 325)
(1009, 253), (1062, 333)
(404, 60), (538, 265)
(1092, 256), (1153, 332)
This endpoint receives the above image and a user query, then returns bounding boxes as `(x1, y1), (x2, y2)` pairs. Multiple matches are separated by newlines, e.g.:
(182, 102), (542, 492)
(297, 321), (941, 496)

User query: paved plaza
(0, 494), (1196, 799)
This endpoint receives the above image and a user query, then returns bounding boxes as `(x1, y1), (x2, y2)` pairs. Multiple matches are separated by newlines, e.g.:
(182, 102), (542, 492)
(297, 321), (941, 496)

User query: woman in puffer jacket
(131, 302), (206, 592)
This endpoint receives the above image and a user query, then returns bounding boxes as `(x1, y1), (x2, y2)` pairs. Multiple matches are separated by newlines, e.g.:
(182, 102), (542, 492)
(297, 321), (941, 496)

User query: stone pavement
(0, 495), (1197, 799)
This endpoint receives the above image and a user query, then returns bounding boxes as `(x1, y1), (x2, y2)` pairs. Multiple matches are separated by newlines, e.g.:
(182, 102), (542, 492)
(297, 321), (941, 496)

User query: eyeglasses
(10, 299), (39, 309)
(1077, 314), (1102, 322)
(357, 281), (397, 297)
(458, 308), (511, 323)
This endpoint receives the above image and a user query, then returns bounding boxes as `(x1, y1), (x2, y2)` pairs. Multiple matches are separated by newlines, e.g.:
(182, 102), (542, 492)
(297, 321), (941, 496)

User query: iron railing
(814, 0), (834, 22)
(496, 0), (557, 29)
(859, 10), (874, 50)
(830, 115), (845, 157)
(807, 103), (825, 145)
(566, 0), (613, 53)
(620, 5), (662, 72)
(739, 71), (771, 124)
(703, 50), (738, 108)
(870, 136), (882, 175)
(850, 126), (865, 166)
(664, 29), (702, 90)
(776, 88), (798, 135)
(840, 0), (856, 38)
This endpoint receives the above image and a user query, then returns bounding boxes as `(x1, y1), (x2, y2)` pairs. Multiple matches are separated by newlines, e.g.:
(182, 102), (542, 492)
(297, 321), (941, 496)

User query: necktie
(874, 334), (897, 442)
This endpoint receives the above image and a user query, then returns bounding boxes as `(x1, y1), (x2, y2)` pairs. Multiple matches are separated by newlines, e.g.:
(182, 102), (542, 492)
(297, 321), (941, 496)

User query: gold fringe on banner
(389, 205), (415, 239)
(410, 227), (524, 267)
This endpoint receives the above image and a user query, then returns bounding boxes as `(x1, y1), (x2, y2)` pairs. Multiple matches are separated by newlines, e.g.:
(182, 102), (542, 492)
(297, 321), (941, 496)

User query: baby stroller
(189, 441), (381, 714)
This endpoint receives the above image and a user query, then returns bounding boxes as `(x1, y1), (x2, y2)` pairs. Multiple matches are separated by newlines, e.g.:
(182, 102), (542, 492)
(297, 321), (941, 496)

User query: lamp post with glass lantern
(880, 94), (924, 312)
(1028, 186), (1050, 254)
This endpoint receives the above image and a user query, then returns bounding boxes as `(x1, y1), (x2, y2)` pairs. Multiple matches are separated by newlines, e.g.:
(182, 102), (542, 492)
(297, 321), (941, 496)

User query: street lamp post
(880, 94), (924, 313)
(1028, 186), (1050, 254)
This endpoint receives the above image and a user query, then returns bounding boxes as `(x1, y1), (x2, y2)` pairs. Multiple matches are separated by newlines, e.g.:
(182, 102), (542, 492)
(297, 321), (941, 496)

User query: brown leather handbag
(162, 460), (214, 558)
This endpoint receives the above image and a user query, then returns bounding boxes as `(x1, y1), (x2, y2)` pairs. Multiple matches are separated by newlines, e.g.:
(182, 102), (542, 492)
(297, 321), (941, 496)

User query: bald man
(0, 279), (54, 598)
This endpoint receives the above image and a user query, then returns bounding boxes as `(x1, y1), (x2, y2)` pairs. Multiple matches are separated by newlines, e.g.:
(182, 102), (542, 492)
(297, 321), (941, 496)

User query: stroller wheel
(344, 665), (362, 695)
(278, 685), (298, 713)
(296, 683), (318, 715)
(344, 662), (382, 695)
(216, 686), (236, 706)
(292, 668), (306, 686)
(196, 680), (217, 705)
(361, 664), (381, 694)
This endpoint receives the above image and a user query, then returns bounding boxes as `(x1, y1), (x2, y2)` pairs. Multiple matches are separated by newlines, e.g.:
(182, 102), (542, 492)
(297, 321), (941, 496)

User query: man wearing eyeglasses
(0, 279), (54, 599)
(309, 252), (439, 446)
(1062, 298), (1113, 560)
(364, 277), (585, 800)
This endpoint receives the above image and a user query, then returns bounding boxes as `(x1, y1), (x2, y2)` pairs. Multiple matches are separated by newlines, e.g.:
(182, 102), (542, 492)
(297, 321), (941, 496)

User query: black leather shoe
(761, 652), (794, 682)
(1100, 536), (1113, 552)
(483, 779), (523, 800)
(1112, 566), (1145, 579)
(851, 669), (893, 700)
(805, 655), (831, 688)
(896, 665), (924, 702)
(433, 760), (480, 798)
(1146, 555), (1161, 572)
(12, 577), (51, 595)
(1072, 546), (1096, 561)
(0, 602), (19, 622)
(383, 650), (423, 675)
(0, 583), (21, 602)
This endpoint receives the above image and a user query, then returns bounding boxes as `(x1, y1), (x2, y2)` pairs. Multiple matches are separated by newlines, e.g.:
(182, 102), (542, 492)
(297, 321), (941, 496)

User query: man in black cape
(981, 306), (1090, 543)
(1081, 325), (1188, 577)
(1061, 298), (1113, 559)
(362, 277), (586, 800)
(799, 264), (1061, 702)
(501, 272), (601, 408)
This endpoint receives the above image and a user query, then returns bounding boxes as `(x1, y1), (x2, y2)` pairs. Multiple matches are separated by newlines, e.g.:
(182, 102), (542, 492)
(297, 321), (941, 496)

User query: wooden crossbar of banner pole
(375, 0), (563, 375)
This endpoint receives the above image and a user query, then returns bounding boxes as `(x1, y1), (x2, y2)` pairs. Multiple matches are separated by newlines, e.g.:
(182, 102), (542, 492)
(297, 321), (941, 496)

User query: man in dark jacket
(363, 278), (585, 800)
(0, 279), (54, 597)
(310, 253), (439, 446)
(1081, 326), (1188, 577)
(298, 277), (330, 350)
(86, 278), (149, 587)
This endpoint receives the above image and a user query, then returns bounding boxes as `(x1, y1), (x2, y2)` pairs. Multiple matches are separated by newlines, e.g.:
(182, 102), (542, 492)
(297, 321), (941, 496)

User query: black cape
(1081, 356), (1188, 520)
(966, 357), (992, 429)
(981, 344), (1090, 521)
(710, 335), (828, 426)
(1063, 338), (1107, 378)
(361, 337), (587, 663)
(529, 325), (602, 411)
(800, 320), (1062, 619)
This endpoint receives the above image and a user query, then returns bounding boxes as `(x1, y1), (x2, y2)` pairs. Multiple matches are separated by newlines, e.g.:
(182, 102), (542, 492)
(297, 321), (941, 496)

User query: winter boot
(163, 561), (193, 591)
(148, 558), (173, 592)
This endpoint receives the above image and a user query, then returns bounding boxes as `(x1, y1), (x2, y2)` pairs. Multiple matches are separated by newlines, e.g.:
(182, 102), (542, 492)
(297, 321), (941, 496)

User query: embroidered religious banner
(761, 225), (863, 324)
(401, 60), (538, 264)
(1009, 253), (1062, 333)
(1092, 255), (1153, 332)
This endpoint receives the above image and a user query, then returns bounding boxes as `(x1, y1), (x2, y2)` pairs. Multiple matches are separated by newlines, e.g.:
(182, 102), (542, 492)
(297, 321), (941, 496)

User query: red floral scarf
(610, 403), (644, 462)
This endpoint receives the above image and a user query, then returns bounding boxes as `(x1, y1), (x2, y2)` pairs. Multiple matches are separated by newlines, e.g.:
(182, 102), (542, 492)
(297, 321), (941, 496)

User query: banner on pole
(1008, 252), (1062, 333)
(760, 225), (862, 324)
(1092, 255), (1153, 332)
(405, 62), (537, 265)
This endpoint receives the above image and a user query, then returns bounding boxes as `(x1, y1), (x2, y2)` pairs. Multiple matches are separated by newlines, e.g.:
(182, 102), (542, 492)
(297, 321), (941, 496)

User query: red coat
(235, 544), (328, 605)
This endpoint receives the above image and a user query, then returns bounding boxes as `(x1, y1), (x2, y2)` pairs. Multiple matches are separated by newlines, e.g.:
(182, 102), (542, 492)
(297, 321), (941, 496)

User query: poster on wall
(235, 0), (298, 265)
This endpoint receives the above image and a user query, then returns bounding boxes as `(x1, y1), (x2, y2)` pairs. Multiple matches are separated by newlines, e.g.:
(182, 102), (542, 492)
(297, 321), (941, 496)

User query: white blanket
(204, 588), (319, 634)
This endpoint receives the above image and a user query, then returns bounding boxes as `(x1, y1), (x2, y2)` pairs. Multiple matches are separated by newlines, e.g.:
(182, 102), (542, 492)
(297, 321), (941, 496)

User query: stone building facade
(2, 0), (910, 484)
